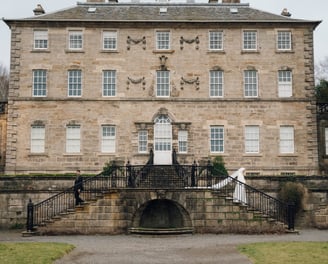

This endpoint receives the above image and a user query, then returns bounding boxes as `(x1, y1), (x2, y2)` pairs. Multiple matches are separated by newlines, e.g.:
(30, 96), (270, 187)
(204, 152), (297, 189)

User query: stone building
(3, 0), (321, 175)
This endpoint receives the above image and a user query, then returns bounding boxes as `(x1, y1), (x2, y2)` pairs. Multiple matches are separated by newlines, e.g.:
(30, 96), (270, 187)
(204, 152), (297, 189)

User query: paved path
(1, 229), (327, 264)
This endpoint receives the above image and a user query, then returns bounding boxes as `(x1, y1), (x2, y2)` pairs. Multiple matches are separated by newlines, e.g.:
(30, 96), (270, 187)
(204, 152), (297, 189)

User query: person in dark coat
(74, 169), (84, 206)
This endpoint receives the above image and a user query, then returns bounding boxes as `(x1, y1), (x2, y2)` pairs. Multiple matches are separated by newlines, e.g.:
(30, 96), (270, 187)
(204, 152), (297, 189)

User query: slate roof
(4, 2), (321, 26)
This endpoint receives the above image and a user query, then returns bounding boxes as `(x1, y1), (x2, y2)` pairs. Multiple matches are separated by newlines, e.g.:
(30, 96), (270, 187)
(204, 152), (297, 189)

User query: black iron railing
(317, 103), (328, 114)
(26, 163), (295, 232)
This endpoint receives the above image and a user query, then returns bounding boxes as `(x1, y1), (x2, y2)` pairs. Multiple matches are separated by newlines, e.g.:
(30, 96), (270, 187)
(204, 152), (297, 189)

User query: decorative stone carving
(156, 189), (166, 199)
(127, 76), (146, 90)
(171, 82), (179, 97)
(180, 76), (200, 90)
(127, 36), (146, 50)
(159, 55), (168, 70)
(180, 36), (200, 50)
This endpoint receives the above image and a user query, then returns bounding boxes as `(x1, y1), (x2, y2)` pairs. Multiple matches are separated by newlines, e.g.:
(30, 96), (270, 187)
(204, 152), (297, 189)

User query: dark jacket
(74, 176), (84, 192)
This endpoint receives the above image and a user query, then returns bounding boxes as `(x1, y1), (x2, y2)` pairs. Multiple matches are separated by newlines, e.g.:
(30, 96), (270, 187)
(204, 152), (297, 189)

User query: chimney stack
(281, 8), (292, 17)
(33, 4), (45, 16)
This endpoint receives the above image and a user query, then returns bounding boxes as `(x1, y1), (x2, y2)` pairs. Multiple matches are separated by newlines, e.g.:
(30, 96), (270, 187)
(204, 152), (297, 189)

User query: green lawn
(238, 242), (328, 264)
(0, 242), (75, 264)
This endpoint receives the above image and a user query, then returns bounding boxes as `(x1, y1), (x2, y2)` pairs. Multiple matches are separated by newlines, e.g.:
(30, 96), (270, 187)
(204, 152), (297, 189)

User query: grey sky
(0, 0), (326, 68)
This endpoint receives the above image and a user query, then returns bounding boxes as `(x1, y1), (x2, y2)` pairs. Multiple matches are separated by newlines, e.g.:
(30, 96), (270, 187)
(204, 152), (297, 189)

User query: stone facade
(3, 1), (321, 175)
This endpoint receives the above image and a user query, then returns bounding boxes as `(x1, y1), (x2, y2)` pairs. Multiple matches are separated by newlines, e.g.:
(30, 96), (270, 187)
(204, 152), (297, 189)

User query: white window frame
(31, 125), (45, 153)
(154, 115), (172, 152)
(156, 70), (170, 97)
(102, 125), (116, 153)
(33, 69), (47, 97)
(245, 126), (260, 153)
(66, 125), (81, 153)
(34, 30), (48, 50)
(103, 30), (117, 50)
(68, 70), (82, 97)
(156, 31), (170, 50)
(244, 70), (258, 97)
(210, 126), (224, 153)
(210, 70), (224, 97)
(138, 130), (148, 153)
(243, 30), (257, 51)
(68, 30), (83, 50)
(277, 31), (292, 51)
(278, 70), (292, 97)
(209, 31), (223, 50)
(103, 70), (116, 97)
(325, 128), (328, 155)
(178, 130), (188, 153)
(280, 126), (294, 154)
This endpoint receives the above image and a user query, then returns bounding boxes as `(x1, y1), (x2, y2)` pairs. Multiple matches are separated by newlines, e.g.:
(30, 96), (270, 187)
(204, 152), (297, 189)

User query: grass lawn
(0, 242), (75, 264)
(238, 242), (328, 264)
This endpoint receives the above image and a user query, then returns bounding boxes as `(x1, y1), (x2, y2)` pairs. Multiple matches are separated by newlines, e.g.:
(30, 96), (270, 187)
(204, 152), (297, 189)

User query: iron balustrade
(317, 103), (328, 114)
(26, 163), (295, 232)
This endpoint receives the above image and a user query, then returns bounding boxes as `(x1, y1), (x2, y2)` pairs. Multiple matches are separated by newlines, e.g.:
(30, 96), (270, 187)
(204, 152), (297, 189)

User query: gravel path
(1, 229), (327, 264)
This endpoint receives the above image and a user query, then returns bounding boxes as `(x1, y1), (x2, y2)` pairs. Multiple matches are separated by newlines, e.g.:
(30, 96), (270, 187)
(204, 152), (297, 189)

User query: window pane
(178, 130), (188, 153)
(209, 31), (223, 50)
(34, 30), (48, 49)
(69, 31), (83, 49)
(102, 125), (116, 153)
(278, 31), (291, 50)
(245, 126), (259, 153)
(33, 70), (47, 97)
(138, 130), (148, 153)
(156, 71), (170, 97)
(103, 31), (117, 50)
(210, 70), (223, 97)
(325, 128), (328, 155)
(66, 125), (80, 153)
(156, 31), (170, 50)
(68, 70), (82, 96)
(31, 125), (45, 153)
(243, 31), (257, 50)
(210, 126), (224, 153)
(278, 70), (292, 97)
(244, 70), (258, 97)
(103, 70), (116, 96)
(280, 126), (294, 153)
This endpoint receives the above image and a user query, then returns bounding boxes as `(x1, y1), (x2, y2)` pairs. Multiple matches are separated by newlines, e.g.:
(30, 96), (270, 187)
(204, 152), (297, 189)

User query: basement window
(159, 7), (167, 14)
(88, 7), (97, 13)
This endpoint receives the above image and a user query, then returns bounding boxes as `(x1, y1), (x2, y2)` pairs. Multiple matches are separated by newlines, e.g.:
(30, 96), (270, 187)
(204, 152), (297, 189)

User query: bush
(278, 182), (307, 213)
(102, 161), (116, 175)
(211, 156), (228, 176)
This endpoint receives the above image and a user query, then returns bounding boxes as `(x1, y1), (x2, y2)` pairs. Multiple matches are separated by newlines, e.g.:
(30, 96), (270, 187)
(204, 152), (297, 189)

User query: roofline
(76, 2), (250, 7)
(3, 18), (321, 26)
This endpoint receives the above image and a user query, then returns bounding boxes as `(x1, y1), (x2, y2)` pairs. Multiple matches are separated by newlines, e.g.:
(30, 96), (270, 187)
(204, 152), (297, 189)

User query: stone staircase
(34, 189), (287, 235)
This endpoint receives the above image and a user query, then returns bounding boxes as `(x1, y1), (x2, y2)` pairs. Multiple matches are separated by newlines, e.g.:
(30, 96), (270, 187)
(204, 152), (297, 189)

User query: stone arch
(151, 107), (176, 123)
(131, 198), (192, 229)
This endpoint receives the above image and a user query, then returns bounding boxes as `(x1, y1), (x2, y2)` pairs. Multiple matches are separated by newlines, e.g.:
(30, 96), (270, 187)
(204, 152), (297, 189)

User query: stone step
(128, 227), (194, 235)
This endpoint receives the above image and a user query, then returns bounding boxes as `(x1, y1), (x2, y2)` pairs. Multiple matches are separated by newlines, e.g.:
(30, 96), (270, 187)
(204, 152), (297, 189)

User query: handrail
(26, 163), (295, 231)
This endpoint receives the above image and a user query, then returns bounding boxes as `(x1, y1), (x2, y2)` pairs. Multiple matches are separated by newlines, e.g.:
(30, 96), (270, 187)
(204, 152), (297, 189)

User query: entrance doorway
(154, 115), (172, 164)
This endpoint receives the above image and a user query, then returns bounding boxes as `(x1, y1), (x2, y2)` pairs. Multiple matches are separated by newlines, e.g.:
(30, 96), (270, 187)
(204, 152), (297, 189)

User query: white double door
(153, 115), (172, 165)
